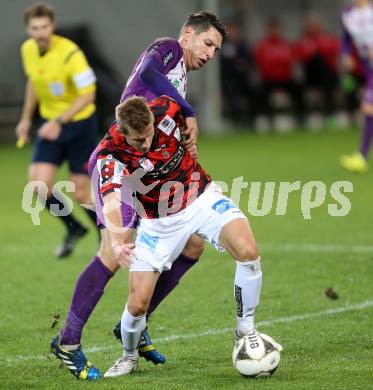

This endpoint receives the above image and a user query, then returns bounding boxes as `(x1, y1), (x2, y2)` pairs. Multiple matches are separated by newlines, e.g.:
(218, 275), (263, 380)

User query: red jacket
(296, 32), (340, 72)
(255, 36), (296, 82)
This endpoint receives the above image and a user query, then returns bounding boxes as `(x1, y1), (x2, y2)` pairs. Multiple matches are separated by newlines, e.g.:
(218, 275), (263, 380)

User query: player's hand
(187, 143), (198, 159)
(38, 120), (62, 141)
(15, 118), (31, 144)
(112, 242), (135, 269)
(183, 117), (199, 159)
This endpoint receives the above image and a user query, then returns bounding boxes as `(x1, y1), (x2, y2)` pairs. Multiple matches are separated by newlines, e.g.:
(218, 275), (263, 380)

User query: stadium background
(0, 0), (350, 135)
(1, 1), (372, 389)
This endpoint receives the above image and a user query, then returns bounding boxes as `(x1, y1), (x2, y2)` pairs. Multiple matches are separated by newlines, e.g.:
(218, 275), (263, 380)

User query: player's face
(183, 26), (223, 71)
(27, 17), (54, 50)
(126, 123), (154, 153)
(354, 0), (370, 6)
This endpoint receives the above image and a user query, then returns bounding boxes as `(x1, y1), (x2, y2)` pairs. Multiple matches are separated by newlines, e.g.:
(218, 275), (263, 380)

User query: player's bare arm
(101, 191), (134, 269)
(15, 78), (38, 143)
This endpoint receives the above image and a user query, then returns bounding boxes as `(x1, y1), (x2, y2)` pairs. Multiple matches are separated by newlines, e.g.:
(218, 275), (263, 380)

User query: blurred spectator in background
(220, 20), (254, 126)
(296, 13), (340, 119)
(254, 17), (304, 128)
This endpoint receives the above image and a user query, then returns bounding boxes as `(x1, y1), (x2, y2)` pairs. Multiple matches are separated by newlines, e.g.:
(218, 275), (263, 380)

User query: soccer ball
(232, 332), (282, 378)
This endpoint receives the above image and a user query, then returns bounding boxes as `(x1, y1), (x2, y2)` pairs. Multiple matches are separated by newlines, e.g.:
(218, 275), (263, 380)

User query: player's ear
(182, 26), (194, 40)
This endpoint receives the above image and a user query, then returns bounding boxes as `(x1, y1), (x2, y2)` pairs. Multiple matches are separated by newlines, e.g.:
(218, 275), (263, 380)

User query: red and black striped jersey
(92, 95), (211, 218)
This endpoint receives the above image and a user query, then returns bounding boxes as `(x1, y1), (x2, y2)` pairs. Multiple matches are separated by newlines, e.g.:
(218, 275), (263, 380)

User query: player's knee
(98, 238), (120, 273)
(182, 235), (204, 259)
(233, 237), (259, 261)
(361, 102), (373, 116)
(28, 171), (53, 196)
(127, 299), (148, 317)
(73, 188), (90, 204)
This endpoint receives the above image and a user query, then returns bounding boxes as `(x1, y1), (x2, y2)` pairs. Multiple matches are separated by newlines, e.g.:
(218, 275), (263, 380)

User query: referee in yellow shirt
(15, 3), (99, 258)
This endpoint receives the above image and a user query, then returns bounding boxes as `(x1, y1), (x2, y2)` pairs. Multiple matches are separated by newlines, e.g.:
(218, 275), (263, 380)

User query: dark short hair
(183, 11), (227, 39)
(116, 96), (154, 135)
(24, 2), (54, 25)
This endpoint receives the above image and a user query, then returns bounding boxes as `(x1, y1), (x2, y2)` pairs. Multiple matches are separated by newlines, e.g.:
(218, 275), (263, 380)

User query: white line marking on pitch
(260, 243), (373, 253)
(3, 299), (373, 364)
(4, 242), (373, 255)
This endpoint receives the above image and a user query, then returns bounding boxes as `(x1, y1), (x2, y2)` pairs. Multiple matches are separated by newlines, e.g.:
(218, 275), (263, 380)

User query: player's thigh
(31, 135), (65, 178)
(182, 234), (204, 259)
(28, 162), (59, 193)
(194, 183), (255, 259)
(219, 218), (259, 261)
(70, 173), (91, 204)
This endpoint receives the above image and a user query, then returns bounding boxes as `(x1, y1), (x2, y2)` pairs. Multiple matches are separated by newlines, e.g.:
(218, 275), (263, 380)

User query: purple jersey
(341, 3), (373, 102)
(341, 3), (373, 72)
(120, 37), (194, 117)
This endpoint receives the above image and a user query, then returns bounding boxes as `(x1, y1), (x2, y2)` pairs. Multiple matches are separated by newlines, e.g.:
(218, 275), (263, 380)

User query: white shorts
(130, 182), (247, 272)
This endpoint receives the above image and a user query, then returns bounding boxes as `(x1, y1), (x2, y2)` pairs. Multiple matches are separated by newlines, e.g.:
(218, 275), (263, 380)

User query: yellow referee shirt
(21, 34), (96, 122)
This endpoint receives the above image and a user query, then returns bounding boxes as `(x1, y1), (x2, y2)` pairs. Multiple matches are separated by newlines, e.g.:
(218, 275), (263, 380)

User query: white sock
(120, 305), (146, 358)
(234, 258), (262, 335)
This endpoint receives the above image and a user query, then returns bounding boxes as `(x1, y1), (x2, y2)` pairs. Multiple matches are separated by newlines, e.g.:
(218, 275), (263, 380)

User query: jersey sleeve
(66, 49), (97, 95)
(96, 156), (129, 197)
(138, 39), (196, 117)
(20, 41), (31, 77)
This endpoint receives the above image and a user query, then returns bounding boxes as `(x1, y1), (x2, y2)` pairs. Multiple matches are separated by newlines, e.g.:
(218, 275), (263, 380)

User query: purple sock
(360, 116), (373, 158)
(60, 256), (113, 345)
(146, 253), (198, 321)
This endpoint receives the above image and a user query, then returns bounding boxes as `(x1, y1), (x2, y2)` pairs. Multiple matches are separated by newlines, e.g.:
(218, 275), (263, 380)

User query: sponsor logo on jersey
(174, 127), (181, 141)
(212, 199), (236, 214)
(172, 79), (180, 88)
(158, 115), (176, 135)
(163, 51), (173, 66)
(162, 149), (170, 158)
(139, 157), (154, 172)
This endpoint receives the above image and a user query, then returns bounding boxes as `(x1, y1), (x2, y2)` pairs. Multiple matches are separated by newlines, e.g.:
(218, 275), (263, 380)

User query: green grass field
(1, 129), (373, 389)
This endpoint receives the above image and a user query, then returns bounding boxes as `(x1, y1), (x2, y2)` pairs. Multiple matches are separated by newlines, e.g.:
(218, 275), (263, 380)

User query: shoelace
(70, 348), (88, 370)
(110, 357), (136, 372)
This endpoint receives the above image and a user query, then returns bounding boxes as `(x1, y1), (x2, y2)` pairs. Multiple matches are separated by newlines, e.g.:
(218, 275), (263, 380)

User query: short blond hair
(116, 96), (154, 134)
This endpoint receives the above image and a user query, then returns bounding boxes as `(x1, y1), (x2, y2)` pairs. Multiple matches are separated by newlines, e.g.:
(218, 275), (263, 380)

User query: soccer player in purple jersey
(112, 9), (226, 358)
(50, 12), (226, 381)
(340, 0), (373, 172)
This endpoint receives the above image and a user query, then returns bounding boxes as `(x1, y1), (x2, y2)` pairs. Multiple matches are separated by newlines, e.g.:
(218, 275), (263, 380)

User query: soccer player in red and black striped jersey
(92, 96), (281, 377)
